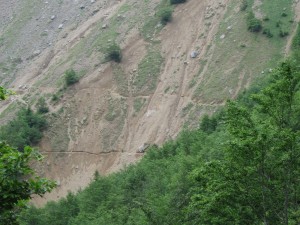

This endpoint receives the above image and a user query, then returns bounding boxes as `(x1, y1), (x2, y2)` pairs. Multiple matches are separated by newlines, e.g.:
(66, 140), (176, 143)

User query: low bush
(263, 28), (273, 38)
(65, 69), (79, 86)
(240, 0), (248, 11)
(36, 97), (49, 114)
(105, 43), (122, 63)
(170, 0), (186, 4)
(158, 7), (173, 25)
(247, 12), (262, 32)
(279, 29), (289, 37)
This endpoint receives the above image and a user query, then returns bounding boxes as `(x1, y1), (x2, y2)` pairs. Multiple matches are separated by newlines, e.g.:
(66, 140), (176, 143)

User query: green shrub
(0, 108), (47, 150)
(263, 28), (273, 38)
(281, 12), (288, 17)
(158, 7), (173, 25)
(247, 12), (262, 32)
(51, 94), (59, 102)
(276, 20), (282, 27)
(105, 43), (122, 63)
(36, 97), (49, 114)
(170, 0), (186, 4)
(65, 69), (79, 86)
(240, 0), (248, 11)
(279, 29), (289, 37)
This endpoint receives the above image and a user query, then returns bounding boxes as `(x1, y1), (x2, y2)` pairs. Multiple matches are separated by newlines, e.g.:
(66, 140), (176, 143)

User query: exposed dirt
(30, 0), (231, 206)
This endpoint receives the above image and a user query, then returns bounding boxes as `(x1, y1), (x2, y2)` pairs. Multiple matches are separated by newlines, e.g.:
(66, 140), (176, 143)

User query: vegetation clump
(158, 7), (173, 25)
(105, 43), (122, 63)
(240, 0), (248, 11)
(0, 88), (55, 225)
(170, 0), (186, 4)
(262, 28), (273, 38)
(0, 108), (47, 150)
(247, 12), (262, 32)
(65, 69), (79, 86)
(36, 97), (49, 114)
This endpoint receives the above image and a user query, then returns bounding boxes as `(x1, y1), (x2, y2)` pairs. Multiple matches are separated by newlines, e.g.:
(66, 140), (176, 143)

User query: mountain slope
(0, 0), (299, 204)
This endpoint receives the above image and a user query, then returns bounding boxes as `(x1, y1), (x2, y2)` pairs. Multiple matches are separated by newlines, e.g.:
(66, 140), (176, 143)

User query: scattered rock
(50, 15), (56, 20)
(58, 24), (64, 29)
(137, 143), (150, 153)
(190, 51), (199, 58)
(102, 24), (108, 29)
(220, 34), (226, 39)
(33, 50), (41, 56)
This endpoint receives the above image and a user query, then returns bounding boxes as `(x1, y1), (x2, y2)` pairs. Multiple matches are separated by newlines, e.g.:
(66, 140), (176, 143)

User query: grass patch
(181, 102), (194, 118)
(141, 0), (172, 41)
(112, 65), (129, 96)
(134, 98), (146, 113)
(192, 0), (293, 103)
(133, 45), (163, 95)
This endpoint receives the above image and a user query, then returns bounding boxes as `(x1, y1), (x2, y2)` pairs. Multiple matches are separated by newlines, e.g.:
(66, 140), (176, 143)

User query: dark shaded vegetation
(0, 88), (55, 225)
(0, 108), (47, 150)
(105, 43), (122, 63)
(158, 7), (173, 25)
(18, 60), (300, 224)
(247, 12), (262, 32)
(170, 0), (186, 4)
(36, 97), (49, 114)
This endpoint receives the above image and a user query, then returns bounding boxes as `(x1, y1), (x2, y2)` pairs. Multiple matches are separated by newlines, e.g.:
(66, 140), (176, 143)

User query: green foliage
(0, 142), (56, 225)
(170, 0), (186, 4)
(200, 114), (217, 134)
(247, 12), (262, 32)
(0, 86), (7, 100)
(189, 61), (300, 224)
(279, 29), (289, 37)
(0, 108), (47, 150)
(240, 0), (248, 11)
(36, 97), (49, 114)
(262, 28), (273, 38)
(105, 43), (122, 63)
(65, 69), (79, 86)
(158, 7), (173, 25)
(292, 23), (300, 50)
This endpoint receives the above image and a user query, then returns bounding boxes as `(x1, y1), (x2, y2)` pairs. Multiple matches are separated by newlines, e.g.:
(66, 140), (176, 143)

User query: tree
(0, 108), (48, 150)
(65, 69), (79, 86)
(0, 87), (56, 225)
(188, 61), (300, 224)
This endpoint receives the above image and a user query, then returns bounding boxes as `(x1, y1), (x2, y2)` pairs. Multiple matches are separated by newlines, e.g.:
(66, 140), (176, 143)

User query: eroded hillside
(0, 0), (299, 205)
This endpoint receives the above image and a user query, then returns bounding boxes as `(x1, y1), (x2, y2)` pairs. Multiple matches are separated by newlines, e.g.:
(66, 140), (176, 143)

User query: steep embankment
(0, 0), (299, 205)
